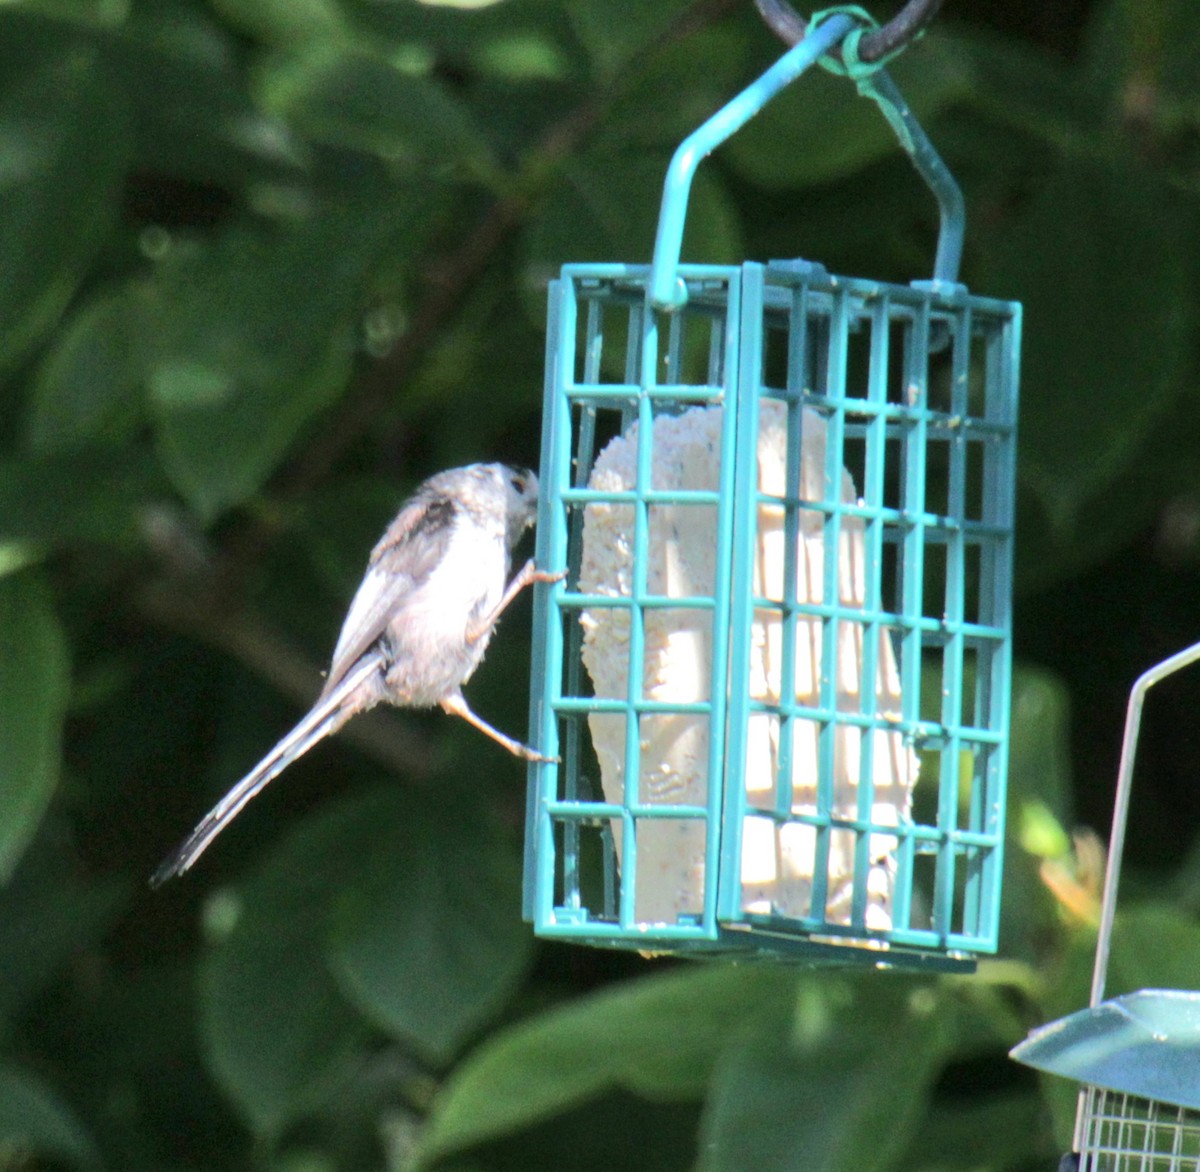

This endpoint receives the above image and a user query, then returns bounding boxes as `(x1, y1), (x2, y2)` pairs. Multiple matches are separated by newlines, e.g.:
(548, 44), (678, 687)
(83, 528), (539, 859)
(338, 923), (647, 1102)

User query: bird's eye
(510, 475), (526, 493)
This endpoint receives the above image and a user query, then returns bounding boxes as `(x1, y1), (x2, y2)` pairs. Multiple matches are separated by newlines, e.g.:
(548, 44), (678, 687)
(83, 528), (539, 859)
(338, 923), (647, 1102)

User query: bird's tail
(150, 654), (384, 887)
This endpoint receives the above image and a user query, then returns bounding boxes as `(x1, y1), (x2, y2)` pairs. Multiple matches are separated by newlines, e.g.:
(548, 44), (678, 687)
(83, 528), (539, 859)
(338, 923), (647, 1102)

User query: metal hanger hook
(755, 0), (948, 61)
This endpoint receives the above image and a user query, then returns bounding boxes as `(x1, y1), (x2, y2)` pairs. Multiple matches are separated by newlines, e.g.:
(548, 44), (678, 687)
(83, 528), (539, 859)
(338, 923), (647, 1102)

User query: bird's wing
(320, 495), (458, 700)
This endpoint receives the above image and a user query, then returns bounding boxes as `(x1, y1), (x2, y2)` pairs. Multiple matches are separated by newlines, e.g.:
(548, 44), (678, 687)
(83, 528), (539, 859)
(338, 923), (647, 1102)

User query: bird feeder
(1011, 642), (1200, 1169)
(524, 10), (1021, 967)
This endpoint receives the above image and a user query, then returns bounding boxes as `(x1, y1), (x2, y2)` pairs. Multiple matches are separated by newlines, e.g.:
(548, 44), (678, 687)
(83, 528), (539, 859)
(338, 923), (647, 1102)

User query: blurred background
(3, 0), (1200, 1168)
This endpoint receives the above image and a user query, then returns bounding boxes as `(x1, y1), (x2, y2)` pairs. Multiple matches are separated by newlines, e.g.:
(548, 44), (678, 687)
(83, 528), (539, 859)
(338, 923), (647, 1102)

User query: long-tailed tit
(151, 462), (560, 886)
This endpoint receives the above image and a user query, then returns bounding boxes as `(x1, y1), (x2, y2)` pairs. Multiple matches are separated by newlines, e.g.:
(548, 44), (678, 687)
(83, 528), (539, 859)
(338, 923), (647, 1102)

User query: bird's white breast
(384, 512), (508, 704)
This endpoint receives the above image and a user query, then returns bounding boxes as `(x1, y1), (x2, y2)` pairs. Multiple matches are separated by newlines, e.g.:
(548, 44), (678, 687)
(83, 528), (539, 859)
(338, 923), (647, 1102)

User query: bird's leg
(440, 691), (558, 763)
(465, 558), (566, 644)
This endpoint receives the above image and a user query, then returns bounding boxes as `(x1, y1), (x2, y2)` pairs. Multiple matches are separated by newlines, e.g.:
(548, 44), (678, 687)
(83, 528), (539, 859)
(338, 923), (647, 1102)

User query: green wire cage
(524, 11), (1021, 968)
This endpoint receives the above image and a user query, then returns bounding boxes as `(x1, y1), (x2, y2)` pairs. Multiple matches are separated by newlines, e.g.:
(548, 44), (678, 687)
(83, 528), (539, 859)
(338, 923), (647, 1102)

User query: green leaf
(948, 29), (1098, 152)
(417, 965), (798, 1166)
(897, 1089), (1058, 1172)
(0, 826), (127, 1030)
(985, 162), (1191, 532)
(0, 5), (302, 200)
(0, 1063), (100, 1170)
(326, 792), (532, 1065)
(255, 44), (497, 178)
(596, 24), (754, 151)
(146, 213), (386, 521)
(521, 150), (741, 284)
(201, 785), (530, 1139)
(0, 571), (69, 881)
(0, 33), (129, 373)
(200, 795), (377, 1138)
(723, 34), (971, 190)
(1080, 0), (1200, 113)
(0, 446), (169, 549)
(941, 969), (1037, 1054)
(1, 0), (126, 25)
(26, 286), (146, 453)
(1024, 397), (1186, 588)
(1008, 665), (1074, 827)
(564, 0), (693, 81)
(336, 0), (586, 84)
(109, 3), (309, 192)
(469, 30), (575, 83)
(1053, 905), (1200, 1021)
(209, 0), (350, 46)
(697, 980), (948, 1172)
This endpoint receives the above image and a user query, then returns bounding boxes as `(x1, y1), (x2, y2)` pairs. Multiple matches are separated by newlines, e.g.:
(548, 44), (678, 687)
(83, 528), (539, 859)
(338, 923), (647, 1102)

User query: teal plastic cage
(523, 11), (1021, 968)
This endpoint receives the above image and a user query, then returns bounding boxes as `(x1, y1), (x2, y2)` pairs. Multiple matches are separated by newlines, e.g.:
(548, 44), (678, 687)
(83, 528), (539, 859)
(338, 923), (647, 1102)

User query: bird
(151, 462), (561, 886)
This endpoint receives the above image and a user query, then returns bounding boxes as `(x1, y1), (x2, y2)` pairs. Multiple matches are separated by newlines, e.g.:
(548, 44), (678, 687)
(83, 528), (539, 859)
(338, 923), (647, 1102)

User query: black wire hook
(755, 0), (947, 63)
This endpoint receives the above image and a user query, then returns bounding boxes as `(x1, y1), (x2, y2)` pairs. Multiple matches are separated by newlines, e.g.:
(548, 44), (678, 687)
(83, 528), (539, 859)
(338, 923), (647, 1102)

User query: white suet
(579, 402), (917, 929)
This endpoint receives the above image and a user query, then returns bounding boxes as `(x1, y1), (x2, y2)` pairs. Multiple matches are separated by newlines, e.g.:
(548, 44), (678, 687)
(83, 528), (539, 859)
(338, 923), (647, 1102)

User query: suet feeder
(524, 9), (1021, 967)
(1011, 642), (1200, 1169)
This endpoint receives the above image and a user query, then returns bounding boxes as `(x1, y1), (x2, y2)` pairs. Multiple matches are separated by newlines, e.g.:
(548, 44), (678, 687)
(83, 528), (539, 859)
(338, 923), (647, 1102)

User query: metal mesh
(1078, 1086), (1200, 1171)
(525, 260), (1020, 964)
